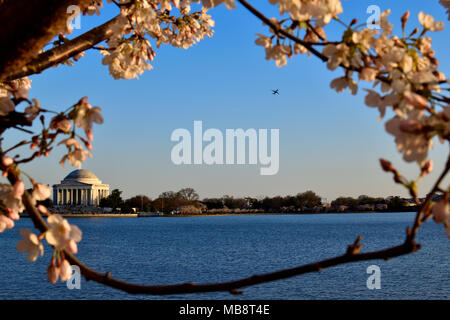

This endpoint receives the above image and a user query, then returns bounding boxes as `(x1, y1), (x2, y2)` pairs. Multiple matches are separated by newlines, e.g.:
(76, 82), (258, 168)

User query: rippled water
(0, 212), (448, 299)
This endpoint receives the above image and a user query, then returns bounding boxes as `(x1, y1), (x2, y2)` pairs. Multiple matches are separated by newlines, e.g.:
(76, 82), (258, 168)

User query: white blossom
(418, 12), (444, 31)
(73, 101), (103, 140)
(385, 110), (433, 165)
(31, 183), (51, 202)
(16, 229), (44, 262)
(45, 214), (82, 253)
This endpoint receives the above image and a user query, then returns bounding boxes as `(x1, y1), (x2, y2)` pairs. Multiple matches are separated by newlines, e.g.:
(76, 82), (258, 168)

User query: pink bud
(13, 180), (24, 199)
(85, 129), (93, 141)
(432, 197), (449, 223)
(421, 160), (433, 176)
(59, 259), (73, 281)
(380, 159), (395, 172)
(47, 261), (60, 284)
(66, 240), (78, 254)
(0, 215), (14, 229)
(2, 156), (13, 167)
(403, 91), (429, 109)
(37, 205), (49, 215)
(401, 11), (410, 29)
(8, 210), (20, 221)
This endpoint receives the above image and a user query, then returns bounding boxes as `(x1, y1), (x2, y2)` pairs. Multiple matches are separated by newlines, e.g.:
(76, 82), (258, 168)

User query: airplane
(272, 89), (279, 95)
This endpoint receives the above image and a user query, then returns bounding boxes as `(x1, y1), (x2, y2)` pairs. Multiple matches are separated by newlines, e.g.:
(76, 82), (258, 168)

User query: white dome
(62, 169), (102, 184)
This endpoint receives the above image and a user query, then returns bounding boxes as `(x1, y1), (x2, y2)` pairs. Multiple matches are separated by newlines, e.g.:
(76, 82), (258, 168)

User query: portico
(53, 169), (110, 207)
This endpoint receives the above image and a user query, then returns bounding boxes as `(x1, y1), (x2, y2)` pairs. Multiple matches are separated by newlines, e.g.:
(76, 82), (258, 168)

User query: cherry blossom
(1, 156), (13, 167)
(418, 12), (444, 31)
(431, 197), (449, 223)
(59, 259), (73, 281)
(59, 148), (92, 168)
(47, 258), (60, 284)
(45, 214), (82, 253)
(16, 229), (44, 262)
(0, 183), (25, 218)
(50, 116), (71, 132)
(73, 100), (104, 140)
(0, 215), (14, 233)
(31, 183), (51, 202)
(202, 0), (236, 10)
(385, 110), (433, 166)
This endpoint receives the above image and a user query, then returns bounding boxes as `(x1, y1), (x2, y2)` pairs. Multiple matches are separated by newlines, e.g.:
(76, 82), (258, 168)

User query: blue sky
(5, 0), (450, 201)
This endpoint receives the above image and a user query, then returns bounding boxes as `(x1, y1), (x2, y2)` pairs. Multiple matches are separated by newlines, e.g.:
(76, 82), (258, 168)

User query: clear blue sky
(5, 0), (450, 201)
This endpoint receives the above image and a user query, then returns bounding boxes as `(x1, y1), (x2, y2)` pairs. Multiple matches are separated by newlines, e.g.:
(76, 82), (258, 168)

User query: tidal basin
(0, 212), (448, 300)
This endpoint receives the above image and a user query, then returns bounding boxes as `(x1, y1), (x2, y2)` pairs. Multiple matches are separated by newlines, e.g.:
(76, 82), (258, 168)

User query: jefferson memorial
(53, 169), (110, 207)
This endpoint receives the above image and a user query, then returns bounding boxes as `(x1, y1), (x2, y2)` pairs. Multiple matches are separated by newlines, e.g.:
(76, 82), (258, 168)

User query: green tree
(177, 188), (199, 201)
(296, 191), (322, 208)
(100, 189), (123, 211)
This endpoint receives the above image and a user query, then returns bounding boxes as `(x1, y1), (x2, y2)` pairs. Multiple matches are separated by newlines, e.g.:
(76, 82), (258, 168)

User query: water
(0, 212), (448, 300)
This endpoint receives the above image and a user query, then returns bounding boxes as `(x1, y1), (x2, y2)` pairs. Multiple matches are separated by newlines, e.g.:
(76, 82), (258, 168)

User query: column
(63, 189), (66, 205)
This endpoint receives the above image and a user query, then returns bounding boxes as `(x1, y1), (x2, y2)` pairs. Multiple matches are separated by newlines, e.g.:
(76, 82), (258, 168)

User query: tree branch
(0, 0), (93, 82)
(4, 15), (121, 81)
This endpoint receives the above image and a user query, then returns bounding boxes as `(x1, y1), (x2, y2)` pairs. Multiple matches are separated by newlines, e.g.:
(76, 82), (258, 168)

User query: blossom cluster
(99, 0), (215, 79)
(254, 6), (449, 169)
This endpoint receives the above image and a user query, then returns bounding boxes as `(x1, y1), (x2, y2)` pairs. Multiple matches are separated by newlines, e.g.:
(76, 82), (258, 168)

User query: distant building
(52, 169), (110, 207)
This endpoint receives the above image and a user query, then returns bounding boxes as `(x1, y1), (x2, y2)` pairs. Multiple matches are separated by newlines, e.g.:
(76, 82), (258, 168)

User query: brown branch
(236, 0), (328, 62)
(1, 170), (425, 296)
(4, 15), (122, 82)
(236, 0), (391, 85)
(0, 111), (33, 135)
(0, 0), (93, 81)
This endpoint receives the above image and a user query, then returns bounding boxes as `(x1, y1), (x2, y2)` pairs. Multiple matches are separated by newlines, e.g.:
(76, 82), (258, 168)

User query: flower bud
(59, 259), (73, 281)
(66, 239), (78, 254)
(432, 196), (449, 223)
(37, 204), (49, 215)
(420, 160), (433, 177)
(13, 180), (24, 199)
(2, 156), (13, 167)
(47, 259), (60, 284)
(401, 11), (410, 29)
(403, 91), (429, 110)
(380, 159), (394, 172)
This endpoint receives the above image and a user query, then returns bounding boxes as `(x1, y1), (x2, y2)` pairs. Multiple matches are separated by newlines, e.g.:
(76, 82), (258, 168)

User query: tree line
(97, 188), (418, 214)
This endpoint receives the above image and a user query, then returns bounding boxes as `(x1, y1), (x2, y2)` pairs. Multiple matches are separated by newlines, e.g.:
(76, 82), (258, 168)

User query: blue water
(0, 212), (448, 299)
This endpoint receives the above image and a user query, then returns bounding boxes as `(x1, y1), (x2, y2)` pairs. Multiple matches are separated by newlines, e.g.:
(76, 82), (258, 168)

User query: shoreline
(20, 211), (416, 218)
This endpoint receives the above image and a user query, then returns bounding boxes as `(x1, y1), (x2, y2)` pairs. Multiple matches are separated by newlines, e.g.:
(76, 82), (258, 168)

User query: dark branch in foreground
(8, 165), (447, 296)
(4, 15), (121, 82)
